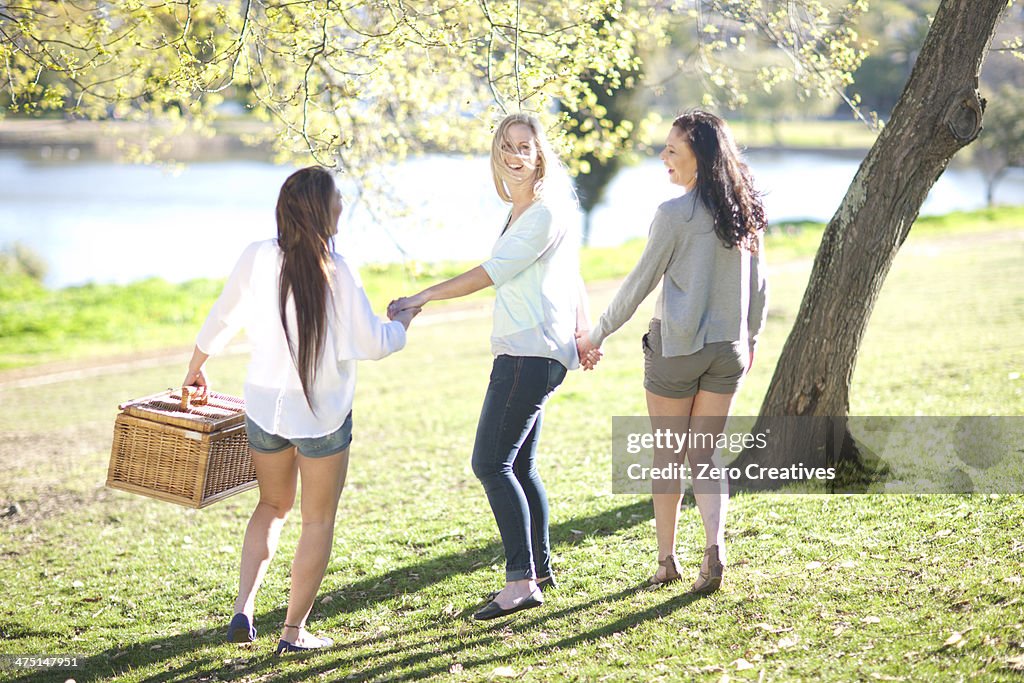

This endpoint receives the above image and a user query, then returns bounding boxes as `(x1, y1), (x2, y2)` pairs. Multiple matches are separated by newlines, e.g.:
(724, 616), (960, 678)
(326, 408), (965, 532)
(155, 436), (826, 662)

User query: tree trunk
(733, 0), (1008, 486)
(986, 167), (1007, 208)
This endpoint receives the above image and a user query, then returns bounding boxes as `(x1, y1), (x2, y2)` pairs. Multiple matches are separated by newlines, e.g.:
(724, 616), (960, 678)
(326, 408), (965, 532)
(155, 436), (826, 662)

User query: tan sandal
(691, 545), (724, 594)
(650, 554), (682, 585)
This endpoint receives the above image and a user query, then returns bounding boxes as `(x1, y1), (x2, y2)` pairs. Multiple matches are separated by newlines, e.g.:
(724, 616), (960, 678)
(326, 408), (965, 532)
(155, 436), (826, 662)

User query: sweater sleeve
(333, 257), (407, 361)
(747, 232), (768, 350)
(195, 241), (260, 356)
(589, 206), (676, 347)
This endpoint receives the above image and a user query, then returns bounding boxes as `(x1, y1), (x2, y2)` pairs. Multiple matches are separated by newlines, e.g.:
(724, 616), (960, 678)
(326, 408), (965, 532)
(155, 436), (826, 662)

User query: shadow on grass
(292, 577), (712, 683)
(23, 498), (668, 682)
(114, 579), (708, 683)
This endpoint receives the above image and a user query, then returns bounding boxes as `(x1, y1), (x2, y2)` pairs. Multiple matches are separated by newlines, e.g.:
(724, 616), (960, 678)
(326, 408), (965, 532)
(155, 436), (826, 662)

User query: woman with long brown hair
(577, 110), (768, 593)
(183, 166), (419, 653)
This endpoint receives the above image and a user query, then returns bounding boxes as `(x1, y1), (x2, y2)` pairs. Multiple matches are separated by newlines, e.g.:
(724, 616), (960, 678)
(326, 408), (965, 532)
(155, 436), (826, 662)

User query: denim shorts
(244, 412), (353, 458)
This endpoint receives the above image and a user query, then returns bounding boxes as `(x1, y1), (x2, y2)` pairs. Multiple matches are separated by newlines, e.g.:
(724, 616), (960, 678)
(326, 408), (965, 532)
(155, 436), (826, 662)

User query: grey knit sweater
(589, 192), (767, 357)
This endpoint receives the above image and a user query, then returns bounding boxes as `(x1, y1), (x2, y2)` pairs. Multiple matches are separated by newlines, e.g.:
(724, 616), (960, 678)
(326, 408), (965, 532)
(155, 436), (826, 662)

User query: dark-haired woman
(577, 111), (767, 593)
(182, 166), (420, 653)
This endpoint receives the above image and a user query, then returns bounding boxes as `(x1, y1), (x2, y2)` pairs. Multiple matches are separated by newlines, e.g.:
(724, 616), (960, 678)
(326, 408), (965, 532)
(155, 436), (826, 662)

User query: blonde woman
(388, 114), (593, 620)
(183, 167), (419, 653)
(578, 111), (768, 593)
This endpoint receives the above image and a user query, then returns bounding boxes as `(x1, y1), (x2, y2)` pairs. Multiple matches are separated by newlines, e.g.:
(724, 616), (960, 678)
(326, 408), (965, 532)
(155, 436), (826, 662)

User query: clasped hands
(387, 294), (426, 322)
(575, 331), (603, 371)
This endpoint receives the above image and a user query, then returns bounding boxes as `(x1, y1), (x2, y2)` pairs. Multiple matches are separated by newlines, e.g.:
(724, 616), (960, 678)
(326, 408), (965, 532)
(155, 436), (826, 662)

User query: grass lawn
(0, 215), (1022, 681)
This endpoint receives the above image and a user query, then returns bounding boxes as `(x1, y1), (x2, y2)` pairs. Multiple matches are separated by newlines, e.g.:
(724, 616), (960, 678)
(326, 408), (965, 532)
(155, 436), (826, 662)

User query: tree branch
(301, 16), (330, 164)
(513, 0), (522, 109)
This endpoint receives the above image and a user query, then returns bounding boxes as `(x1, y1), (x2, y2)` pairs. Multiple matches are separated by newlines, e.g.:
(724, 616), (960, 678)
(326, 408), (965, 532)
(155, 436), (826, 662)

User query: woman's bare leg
(646, 391), (695, 581)
(234, 447), (298, 617)
(686, 390), (737, 569)
(280, 447), (349, 645)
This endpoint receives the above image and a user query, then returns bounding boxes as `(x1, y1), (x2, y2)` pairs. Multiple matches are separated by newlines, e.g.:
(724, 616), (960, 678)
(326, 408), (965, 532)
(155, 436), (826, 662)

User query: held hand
(580, 346), (603, 371)
(575, 330), (603, 371)
(387, 293), (426, 320)
(393, 306), (423, 330)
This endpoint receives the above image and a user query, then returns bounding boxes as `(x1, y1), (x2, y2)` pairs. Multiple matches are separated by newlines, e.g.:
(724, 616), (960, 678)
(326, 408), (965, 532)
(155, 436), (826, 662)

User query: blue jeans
(471, 355), (567, 582)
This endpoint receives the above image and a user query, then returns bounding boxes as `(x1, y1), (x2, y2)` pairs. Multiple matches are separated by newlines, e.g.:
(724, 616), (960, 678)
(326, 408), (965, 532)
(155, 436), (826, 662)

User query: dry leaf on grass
(778, 635), (799, 649)
(732, 658), (755, 671)
(942, 632), (967, 649)
(1006, 654), (1024, 672)
(490, 665), (516, 678)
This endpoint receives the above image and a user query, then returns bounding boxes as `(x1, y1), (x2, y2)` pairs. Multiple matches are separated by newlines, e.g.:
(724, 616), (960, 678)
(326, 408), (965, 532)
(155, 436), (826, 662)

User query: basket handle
(181, 386), (210, 410)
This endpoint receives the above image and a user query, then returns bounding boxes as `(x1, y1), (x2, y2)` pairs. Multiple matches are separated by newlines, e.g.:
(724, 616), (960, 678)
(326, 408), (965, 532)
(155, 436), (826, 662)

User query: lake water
(2, 148), (1022, 288)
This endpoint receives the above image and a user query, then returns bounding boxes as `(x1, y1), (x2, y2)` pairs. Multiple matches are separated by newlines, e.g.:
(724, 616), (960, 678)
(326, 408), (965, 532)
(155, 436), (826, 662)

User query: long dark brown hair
(275, 166), (338, 411)
(673, 111), (766, 252)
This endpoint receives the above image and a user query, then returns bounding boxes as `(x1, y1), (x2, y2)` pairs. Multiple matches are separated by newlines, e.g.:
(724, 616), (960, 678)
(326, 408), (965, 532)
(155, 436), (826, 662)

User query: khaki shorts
(643, 319), (748, 398)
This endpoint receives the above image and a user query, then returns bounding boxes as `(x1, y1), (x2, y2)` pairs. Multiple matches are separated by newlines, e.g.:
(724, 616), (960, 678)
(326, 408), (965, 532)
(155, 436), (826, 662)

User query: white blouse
(480, 200), (582, 371)
(196, 239), (407, 438)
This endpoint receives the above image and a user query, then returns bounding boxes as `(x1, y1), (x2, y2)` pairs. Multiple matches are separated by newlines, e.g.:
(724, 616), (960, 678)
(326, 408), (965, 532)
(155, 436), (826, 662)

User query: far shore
(0, 117), (273, 161)
(0, 117), (875, 162)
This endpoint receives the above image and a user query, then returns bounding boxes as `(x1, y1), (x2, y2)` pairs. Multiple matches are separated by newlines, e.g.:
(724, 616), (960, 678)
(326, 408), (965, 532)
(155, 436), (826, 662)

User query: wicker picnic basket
(107, 388), (256, 508)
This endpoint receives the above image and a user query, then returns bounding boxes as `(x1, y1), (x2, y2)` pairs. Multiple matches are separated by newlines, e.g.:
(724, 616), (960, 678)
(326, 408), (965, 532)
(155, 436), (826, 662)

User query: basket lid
(119, 389), (246, 433)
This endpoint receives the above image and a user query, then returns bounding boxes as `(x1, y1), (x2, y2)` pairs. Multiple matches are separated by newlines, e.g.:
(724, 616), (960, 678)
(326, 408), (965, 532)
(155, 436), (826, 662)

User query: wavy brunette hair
(275, 166), (338, 411)
(673, 110), (766, 252)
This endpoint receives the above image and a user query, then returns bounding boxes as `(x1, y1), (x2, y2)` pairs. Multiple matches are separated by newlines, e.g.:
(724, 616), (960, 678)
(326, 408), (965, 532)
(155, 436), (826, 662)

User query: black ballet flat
(274, 624), (333, 655)
(473, 592), (543, 621)
(226, 612), (256, 643)
(484, 575), (556, 601)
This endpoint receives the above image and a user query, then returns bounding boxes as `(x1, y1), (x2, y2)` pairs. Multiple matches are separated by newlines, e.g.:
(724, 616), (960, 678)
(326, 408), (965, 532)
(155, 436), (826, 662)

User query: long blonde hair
(490, 113), (571, 204)
(275, 166), (338, 411)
